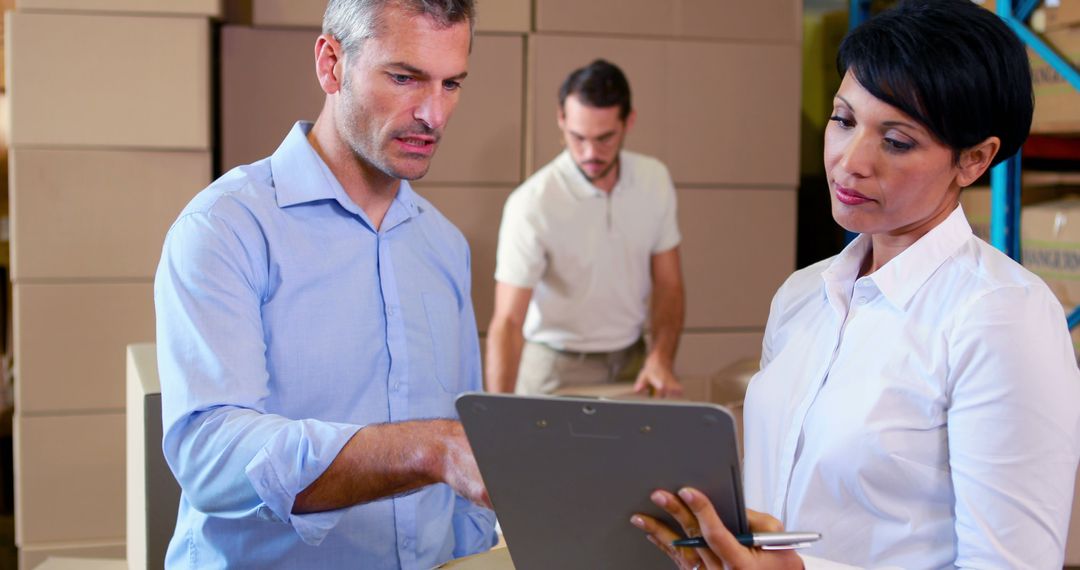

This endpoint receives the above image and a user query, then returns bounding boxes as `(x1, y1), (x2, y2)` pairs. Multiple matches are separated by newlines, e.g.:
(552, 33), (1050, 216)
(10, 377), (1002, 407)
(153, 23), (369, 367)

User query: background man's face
(335, 6), (471, 181)
(558, 95), (628, 184)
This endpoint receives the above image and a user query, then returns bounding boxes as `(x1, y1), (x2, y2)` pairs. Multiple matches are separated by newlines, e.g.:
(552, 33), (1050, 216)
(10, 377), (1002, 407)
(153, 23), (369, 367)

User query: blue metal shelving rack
(848, 0), (1080, 328)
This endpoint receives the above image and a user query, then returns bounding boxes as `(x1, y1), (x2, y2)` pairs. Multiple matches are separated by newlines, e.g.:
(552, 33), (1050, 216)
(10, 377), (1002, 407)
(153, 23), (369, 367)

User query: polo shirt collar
(556, 149), (626, 199)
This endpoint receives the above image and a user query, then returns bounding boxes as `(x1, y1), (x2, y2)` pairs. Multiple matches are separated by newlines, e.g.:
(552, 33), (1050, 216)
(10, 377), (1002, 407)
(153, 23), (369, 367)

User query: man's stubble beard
(337, 70), (443, 182)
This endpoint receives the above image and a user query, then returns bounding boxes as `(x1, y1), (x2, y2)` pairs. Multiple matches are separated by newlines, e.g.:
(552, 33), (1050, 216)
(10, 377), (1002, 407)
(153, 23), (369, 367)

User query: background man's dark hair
(558, 59), (633, 121)
(837, 0), (1032, 166)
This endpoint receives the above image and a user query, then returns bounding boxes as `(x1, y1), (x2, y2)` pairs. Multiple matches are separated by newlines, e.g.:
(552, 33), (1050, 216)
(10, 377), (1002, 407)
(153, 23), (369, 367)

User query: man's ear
(956, 136), (1001, 188)
(314, 34), (346, 95)
(624, 108), (637, 133)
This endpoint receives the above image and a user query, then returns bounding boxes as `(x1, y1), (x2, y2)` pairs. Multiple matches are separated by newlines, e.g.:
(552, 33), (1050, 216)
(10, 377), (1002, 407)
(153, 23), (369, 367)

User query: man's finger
(632, 373), (651, 394)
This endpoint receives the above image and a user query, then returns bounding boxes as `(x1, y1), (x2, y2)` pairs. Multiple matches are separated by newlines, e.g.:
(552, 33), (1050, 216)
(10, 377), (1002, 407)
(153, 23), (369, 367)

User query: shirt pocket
(422, 291), (463, 393)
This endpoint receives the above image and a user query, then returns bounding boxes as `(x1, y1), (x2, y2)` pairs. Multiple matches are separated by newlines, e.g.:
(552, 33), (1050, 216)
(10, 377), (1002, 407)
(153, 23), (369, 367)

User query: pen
(672, 531), (821, 549)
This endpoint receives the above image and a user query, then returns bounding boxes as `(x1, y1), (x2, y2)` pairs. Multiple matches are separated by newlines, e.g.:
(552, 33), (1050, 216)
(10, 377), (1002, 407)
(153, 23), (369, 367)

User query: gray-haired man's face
(335, 5), (471, 181)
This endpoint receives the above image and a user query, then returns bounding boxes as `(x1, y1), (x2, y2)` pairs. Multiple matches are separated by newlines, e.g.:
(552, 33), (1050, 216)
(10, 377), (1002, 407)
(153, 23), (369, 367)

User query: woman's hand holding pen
(630, 487), (804, 570)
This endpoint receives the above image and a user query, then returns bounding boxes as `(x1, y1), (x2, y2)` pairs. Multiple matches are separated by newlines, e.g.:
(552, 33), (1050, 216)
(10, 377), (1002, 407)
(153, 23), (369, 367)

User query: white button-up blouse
(743, 205), (1080, 569)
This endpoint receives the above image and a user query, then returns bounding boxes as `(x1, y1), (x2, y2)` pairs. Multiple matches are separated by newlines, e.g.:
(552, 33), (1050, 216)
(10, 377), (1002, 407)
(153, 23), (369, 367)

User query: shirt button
(855, 297), (868, 305)
(393, 382), (401, 391)
(386, 305), (394, 316)
(401, 538), (413, 549)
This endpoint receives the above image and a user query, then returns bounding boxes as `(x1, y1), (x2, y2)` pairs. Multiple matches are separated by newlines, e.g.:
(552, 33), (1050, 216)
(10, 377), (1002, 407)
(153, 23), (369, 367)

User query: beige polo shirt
(494, 149), (681, 352)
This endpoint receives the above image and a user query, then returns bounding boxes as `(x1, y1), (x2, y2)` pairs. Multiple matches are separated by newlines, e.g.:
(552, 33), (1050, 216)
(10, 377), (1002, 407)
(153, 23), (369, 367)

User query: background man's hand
(633, 358), (684, 398)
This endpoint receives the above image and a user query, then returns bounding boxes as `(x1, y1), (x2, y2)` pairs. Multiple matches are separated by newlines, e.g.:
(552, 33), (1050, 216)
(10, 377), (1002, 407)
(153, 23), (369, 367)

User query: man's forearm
(293, 419), (462, 514)
(484, 320), (524, 393)
(647, 287), (685, 366)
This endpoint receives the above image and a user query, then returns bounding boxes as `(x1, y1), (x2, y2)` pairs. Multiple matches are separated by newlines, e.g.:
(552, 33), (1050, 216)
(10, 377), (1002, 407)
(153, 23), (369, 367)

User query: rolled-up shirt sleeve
(451, 495), (498, 558)
(156, 208), (361, 546)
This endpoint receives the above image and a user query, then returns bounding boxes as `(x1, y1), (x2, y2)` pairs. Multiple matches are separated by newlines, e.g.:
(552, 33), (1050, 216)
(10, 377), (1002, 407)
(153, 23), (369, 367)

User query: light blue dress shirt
(155, 121), (497, 569)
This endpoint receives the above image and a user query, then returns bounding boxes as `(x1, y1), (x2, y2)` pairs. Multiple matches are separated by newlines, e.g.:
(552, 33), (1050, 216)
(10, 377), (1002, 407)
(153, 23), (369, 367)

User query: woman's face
(824, 72), (966, 242)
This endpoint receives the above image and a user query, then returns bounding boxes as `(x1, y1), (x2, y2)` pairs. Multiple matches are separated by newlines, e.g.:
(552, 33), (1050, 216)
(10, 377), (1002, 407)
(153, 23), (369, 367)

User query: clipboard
(456, 393), (748, 570)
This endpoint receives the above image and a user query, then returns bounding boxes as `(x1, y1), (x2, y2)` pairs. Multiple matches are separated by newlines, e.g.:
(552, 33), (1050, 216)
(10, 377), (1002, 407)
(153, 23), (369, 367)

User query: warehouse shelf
(849, 0), (1080, 329)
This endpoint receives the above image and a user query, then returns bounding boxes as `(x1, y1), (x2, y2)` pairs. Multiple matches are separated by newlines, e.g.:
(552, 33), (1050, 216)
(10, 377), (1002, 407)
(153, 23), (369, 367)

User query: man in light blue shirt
(154, 1), (496, 567)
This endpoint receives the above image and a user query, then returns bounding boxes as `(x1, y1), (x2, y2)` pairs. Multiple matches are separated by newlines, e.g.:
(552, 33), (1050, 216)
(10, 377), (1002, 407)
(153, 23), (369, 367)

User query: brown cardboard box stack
(960, 183), (1068, 242)
(526, 0), (800, 379)
(6, 0), (802, 564)
(6, 2), (215, 567)
(1029, 4), (1080, 134)
(1021, 194), (1080, 566)
(1043, 1), (1080, 33)
(218, 0), (800, 382)
(1022, 197), (1080, 350)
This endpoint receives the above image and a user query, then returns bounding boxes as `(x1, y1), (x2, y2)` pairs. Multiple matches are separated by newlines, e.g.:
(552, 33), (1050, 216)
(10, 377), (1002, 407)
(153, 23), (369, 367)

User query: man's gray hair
(323, 0), (476, 57)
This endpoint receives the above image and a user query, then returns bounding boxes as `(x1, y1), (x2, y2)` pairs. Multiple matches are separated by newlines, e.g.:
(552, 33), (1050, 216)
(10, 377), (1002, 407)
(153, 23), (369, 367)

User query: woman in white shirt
(631, 0), (1080, 568)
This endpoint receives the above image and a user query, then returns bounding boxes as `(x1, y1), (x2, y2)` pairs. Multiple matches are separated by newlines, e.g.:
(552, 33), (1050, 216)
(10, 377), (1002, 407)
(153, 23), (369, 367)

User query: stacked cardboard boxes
(6, 3), (214, 567)
(527, 0), (801, 376)
(219, 0), (802, 380)
(4, 0), (803, 564)
(1028, 2), (1080, 134)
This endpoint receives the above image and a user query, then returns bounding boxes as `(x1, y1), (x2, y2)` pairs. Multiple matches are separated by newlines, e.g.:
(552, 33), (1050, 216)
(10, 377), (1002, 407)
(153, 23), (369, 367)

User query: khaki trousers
(514, 338), (646, 395)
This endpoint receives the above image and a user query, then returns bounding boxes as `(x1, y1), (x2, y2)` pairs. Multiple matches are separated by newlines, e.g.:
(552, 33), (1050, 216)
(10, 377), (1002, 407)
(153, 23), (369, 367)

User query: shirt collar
(823, 204), (973, 311)
(556, 149), (625, 199)
(271, 121), (341, 208)
(870, 204), (972, 309)
(269, 121), (420, 229)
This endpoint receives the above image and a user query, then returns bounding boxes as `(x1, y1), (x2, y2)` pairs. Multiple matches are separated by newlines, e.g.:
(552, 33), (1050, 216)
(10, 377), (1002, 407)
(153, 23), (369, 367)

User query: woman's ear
(956, 136), (1001, 188)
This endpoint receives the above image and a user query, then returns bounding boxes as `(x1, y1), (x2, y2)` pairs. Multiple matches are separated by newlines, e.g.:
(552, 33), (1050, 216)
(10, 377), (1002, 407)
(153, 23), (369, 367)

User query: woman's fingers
(676, 487), (755, 567)
(651, 489), (703, 537)
(745, 509), (785, 533)
(630, 513), (707, 570)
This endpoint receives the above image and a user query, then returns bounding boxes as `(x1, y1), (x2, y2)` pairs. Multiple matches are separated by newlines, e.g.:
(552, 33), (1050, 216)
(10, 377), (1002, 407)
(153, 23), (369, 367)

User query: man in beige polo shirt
(485, 59), (686, 397)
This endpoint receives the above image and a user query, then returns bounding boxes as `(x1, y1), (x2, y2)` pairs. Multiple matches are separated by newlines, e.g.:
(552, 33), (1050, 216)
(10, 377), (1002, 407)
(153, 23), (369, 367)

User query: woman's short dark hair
(837, 0), (1032, 166)
(558, 59), (632, 121)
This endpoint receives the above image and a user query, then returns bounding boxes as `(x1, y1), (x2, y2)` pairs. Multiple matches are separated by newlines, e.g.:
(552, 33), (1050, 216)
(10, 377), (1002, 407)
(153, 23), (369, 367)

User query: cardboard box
(535, 0), (800, 44)
(7, 11), (211, 149)
(221, 28), (523, 184)
(676, 332), (763, 382)
(678, 188), (796, 329)
(10, 148), (210, 280)
(248, 0), (529, 32)
(15, 0), (220, 16)
(547, 332), (764, 409)
(15, 413), (126, 544)
(219, 26), (323, 170)
(1021, 197), (1080, 360)
(19, 545), (126, 570)
(528, 35), (800, 187)
(14, 282), (155, 412)
(960, 184), (1066, 242)
(1029, 25), (1080, 134)
(1022, 197), (1080, 308)
(1044, 1), (1080, 31)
